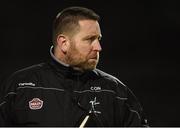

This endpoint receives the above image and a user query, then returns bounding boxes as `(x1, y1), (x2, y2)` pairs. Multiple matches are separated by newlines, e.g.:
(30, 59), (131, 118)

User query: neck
(50, 46), (69, 67)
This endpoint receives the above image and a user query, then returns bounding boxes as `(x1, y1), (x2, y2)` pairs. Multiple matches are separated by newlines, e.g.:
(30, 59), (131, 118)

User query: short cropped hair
(52, 6), (100, 46)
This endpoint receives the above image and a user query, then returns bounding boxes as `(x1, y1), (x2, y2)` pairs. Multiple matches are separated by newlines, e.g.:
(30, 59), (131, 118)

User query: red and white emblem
(29, 98), (43, 110)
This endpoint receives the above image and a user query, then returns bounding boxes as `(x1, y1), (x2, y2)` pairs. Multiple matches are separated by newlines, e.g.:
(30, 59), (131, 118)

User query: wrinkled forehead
(78, 19), (101, 36)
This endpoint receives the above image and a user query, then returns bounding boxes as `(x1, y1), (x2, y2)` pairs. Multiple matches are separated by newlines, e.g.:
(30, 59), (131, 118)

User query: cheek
(76, 44), (92, 55)
(81, 48), (92, 58)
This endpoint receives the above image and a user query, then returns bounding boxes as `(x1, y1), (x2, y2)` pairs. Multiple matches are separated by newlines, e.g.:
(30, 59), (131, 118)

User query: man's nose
(93, 40), (102, 52)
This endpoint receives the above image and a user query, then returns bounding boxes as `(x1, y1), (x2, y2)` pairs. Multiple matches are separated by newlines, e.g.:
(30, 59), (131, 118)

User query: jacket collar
(50, 46), (70, 67)
(48, 46), (97, 80)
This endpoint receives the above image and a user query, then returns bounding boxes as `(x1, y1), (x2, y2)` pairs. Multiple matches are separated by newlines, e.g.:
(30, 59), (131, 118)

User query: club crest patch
(29, 98), (43, 110)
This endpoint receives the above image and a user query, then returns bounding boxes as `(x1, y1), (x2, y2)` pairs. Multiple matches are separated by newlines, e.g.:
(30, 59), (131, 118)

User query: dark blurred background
(0, 0), (179, 126)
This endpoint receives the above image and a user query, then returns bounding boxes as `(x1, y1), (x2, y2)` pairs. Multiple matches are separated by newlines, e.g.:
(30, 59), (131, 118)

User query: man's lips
(89, 53), (99, 60)
(90, 56), (98, 60)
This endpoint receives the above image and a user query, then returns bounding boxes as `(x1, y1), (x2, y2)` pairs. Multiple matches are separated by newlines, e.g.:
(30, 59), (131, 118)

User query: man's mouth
(90, 56), (98, 60)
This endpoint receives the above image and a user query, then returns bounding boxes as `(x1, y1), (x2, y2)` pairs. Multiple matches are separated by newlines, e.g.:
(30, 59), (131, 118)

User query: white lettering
(18, 82), (35, 86)
(90, 86), (101, 91)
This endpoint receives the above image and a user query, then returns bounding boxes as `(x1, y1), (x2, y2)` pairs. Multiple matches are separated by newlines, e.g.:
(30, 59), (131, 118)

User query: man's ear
(56, 34), (69, 53)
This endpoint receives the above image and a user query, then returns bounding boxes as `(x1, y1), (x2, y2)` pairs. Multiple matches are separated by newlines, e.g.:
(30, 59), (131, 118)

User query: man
(0, 6), (148, 126)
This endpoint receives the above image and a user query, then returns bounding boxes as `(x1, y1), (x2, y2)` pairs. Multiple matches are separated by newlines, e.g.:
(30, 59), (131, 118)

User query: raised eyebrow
(84, 34), (102, 39)
(92, 34), (102, 40)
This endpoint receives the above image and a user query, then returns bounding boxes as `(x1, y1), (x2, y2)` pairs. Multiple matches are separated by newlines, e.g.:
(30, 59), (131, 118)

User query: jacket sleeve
(0, 74), (18, 126)
(122, 86), (149, 127)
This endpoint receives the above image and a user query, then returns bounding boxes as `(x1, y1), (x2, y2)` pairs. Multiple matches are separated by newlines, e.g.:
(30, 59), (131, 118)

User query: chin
(84, 63), (97, 71)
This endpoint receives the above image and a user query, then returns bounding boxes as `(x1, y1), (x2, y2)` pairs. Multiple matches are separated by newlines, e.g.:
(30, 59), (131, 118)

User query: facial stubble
(65, 42), (99, 71)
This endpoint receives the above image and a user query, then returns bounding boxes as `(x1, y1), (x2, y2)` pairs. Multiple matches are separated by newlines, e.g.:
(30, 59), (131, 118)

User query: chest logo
(89, 97), (101, 114)
(29, 98), (43, 110)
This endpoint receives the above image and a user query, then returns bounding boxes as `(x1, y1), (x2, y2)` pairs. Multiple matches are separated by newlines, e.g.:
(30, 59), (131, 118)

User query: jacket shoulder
(12, 63), (47, 77)
(93, 69), (128, 98)
(1, 63), (48, 96)
(94, 68), (126, 87)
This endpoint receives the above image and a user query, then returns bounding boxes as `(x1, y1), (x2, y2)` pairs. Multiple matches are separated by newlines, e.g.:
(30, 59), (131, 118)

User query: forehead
(78, 20), (101, 35)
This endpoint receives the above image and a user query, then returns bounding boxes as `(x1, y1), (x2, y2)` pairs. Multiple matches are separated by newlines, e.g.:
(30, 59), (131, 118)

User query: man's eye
(85, 36), (101, 42)
(87, 37), (95, 42)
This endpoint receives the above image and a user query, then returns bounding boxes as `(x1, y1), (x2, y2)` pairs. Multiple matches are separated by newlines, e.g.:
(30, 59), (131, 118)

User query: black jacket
(0, 50), (148, 127)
